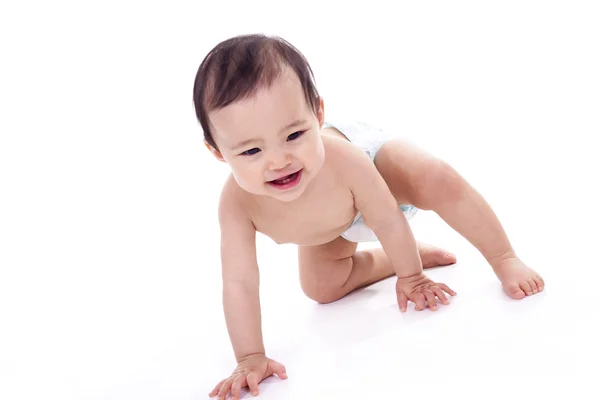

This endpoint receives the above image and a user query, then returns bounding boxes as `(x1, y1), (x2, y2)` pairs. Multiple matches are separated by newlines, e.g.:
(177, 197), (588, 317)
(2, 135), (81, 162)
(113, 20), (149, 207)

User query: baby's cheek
(232, 168), (263, 193)
(232, 170), (249, 186)
(302, 140), (324, 171)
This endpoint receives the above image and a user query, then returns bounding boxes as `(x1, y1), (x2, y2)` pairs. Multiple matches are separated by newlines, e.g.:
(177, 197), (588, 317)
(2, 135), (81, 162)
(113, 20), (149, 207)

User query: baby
(194, 34), (545, 400)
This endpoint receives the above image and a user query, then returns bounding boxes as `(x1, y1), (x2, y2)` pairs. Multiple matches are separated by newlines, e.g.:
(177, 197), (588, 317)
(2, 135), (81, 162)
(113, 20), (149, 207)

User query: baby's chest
(253, 191), (356, 246)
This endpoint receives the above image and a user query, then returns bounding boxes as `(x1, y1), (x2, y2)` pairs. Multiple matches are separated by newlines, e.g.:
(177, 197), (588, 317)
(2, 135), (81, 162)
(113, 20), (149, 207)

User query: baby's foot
(493, 257), (545, 299)
(417, 243), (457, 269)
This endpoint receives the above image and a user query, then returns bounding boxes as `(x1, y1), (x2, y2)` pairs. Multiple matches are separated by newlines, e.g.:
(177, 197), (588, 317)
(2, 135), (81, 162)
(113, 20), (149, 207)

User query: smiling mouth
(270, 171), (299, 184)
(267, 170), (302, 189)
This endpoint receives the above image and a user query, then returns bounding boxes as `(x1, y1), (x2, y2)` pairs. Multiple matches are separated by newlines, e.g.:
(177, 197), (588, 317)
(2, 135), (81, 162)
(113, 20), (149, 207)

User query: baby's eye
(287, 131), (304, 141)
(241, 148), (261, 156)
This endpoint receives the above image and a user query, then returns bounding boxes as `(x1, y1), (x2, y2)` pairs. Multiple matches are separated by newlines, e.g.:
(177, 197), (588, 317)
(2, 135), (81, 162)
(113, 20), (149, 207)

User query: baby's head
(193, 34), (325, 202)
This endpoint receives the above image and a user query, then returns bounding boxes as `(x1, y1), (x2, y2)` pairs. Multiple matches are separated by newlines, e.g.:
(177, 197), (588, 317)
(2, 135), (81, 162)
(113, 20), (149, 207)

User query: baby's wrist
(236, 351), (266, 364)
(395, 269), (424, 282)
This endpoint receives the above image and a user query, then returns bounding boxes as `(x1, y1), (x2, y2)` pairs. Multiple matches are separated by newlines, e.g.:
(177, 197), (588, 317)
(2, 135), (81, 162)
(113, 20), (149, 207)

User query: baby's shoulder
(218, 174), (254, 219)
(320, 132), (384, 193)
(322, 134), (360, 159)
(322, 134), (374, 172)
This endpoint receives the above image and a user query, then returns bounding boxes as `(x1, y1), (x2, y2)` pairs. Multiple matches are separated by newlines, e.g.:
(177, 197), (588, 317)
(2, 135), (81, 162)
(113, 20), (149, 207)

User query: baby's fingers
(209, 379), (225, 397)
(269, 360), (288, 380)
(396, 290), (409, 312)
(414, 292), (426, 311)
(437, 283), (457, 296)
(423, 289), (438, 311)
(217, 379), (233, 400)
(247, 372), (260, 396)
(431, 286), (450, 305)
(230, 376), (246, 400)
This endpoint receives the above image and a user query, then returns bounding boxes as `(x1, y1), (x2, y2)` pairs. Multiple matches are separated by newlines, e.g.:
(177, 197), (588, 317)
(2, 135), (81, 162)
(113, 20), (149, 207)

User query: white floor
(1, 1), (599, 399)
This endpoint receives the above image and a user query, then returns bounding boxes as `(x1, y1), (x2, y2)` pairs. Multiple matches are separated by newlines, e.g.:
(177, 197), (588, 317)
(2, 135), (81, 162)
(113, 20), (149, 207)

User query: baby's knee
(299, 261), (347, 304)
(303, 287), (341, 304)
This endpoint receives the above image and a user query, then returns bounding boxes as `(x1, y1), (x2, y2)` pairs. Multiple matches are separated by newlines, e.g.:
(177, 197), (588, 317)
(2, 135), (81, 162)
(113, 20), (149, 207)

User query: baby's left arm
(335, 140), (423, 278)
(336, 140), (455, 312)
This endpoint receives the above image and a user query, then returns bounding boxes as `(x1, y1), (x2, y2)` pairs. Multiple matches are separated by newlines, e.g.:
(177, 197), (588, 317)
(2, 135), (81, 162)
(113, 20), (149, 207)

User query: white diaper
(322, 121), (419, 243)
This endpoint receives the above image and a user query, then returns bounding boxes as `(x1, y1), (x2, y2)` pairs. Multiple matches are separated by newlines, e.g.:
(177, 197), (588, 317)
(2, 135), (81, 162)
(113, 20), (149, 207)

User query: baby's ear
(317, 96), (325, 128)
(204, 140), (226, 162)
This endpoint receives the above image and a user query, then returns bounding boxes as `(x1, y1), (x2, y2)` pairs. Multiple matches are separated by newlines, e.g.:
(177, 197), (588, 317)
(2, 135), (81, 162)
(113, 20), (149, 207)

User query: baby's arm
(337, 141), (455, 310)
(218, 187), (264, 362)
(338, 142), (422, 278)
(328, 141), (423, 277)
(209, 182), (287, 400)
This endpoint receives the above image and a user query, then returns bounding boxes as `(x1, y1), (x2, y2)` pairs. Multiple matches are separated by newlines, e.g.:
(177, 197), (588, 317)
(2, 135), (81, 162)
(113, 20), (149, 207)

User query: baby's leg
(374, 138), (545, 299)
(298, 237), (455, 304)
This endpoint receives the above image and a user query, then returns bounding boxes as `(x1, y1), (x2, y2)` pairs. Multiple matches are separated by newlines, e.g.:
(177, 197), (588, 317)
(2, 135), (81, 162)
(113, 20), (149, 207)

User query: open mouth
(267, 170), (302, 190)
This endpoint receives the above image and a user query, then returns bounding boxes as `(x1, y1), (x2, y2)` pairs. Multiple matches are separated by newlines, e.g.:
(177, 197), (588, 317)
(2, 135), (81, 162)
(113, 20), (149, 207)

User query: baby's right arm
(218, 186), (264, 362)
(210, 183), (287, 400)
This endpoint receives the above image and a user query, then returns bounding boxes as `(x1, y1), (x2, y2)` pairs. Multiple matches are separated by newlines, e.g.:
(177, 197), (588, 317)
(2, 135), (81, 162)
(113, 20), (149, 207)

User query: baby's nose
(267, 152), (292, 170)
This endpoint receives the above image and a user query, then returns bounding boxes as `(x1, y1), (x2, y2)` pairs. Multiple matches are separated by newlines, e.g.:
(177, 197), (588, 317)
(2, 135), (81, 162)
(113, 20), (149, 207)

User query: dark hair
(193, 34), (321, 150)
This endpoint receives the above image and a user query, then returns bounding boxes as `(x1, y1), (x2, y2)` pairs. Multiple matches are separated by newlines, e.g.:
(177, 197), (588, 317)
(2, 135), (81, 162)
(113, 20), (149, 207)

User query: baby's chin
(270, 189), (306, 202)
(231, 179), (302, 201)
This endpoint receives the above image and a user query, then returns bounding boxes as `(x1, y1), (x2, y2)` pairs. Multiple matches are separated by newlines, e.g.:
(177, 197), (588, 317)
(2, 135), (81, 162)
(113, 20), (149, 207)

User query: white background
(1, 1), (599, 399)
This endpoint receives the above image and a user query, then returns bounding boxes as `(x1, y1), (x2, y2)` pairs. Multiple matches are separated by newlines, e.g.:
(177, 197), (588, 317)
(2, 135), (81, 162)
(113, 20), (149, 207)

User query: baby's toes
(520, 280), (535, 296)
(528, 279), (540, 294)
(503, 282), (526, 300)
(534, 276), (544, 291)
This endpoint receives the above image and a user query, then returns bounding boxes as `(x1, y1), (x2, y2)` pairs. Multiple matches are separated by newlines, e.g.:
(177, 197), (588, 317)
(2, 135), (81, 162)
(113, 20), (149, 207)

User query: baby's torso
(247, 133), (357, 246)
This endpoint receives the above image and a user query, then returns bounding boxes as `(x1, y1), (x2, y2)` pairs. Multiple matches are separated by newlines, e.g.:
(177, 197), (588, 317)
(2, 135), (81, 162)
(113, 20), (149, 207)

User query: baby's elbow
(364, 203), (407, 238)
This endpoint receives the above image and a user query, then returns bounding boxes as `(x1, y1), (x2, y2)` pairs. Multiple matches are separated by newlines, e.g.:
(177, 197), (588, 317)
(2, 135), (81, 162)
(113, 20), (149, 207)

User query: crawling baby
(193, 34), (545, 400)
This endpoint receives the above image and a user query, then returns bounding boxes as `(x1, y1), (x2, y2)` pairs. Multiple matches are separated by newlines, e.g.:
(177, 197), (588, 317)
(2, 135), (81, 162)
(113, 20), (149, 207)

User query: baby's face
(208, 68), (325, 202)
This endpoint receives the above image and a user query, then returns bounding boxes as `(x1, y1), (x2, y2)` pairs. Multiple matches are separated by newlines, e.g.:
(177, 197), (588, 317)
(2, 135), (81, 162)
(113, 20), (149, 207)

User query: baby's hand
(209, 353), (287, 400)
(395, 272), (457, 312)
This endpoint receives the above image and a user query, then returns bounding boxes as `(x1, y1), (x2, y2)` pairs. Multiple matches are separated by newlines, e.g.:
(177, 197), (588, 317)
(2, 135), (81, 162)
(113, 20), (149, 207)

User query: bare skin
(210, 243), (456, 399)
(210, 134), (544, 400)
(299, 237), (457, 306)
(205, 68), (545, 400)
(295, 133), (544, 308)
